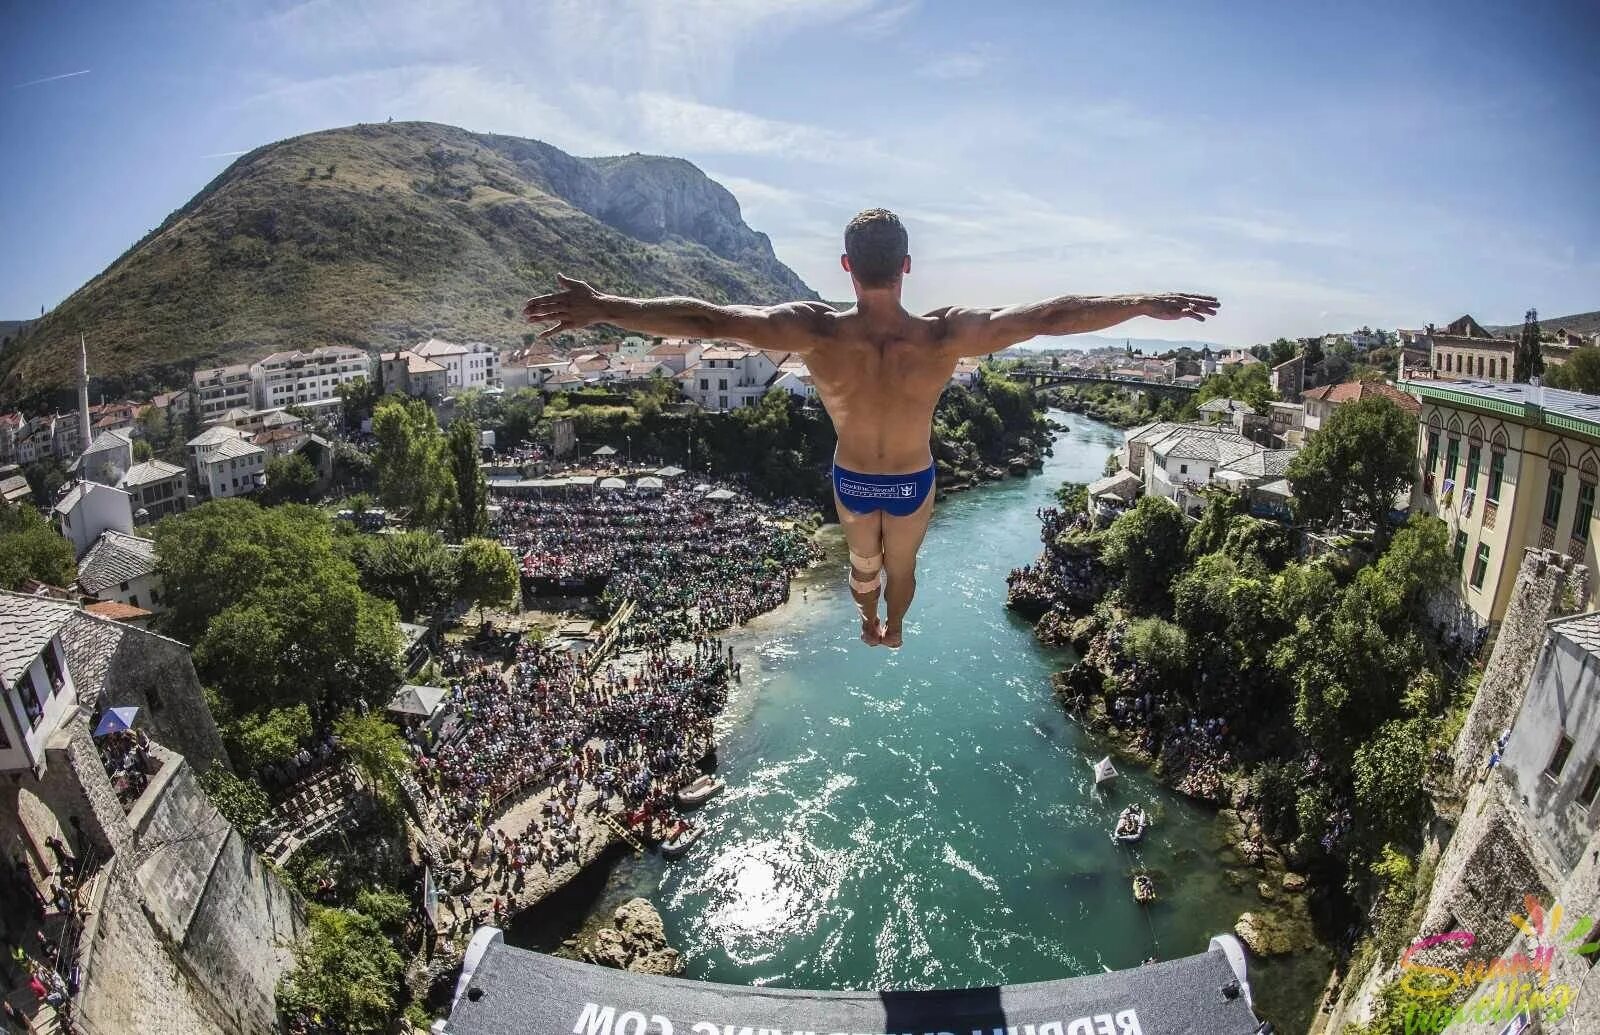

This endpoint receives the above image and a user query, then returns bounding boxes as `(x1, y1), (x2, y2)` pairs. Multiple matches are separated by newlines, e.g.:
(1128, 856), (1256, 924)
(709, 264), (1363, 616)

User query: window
(129, 595), (139, 608)
(1426, 431), (1440, 472)
(1579, 765), (1600, 809)
(1453, 530), (1468, 571)
(1445, 437), (1460, 478)
(17, 670), (43, 726)
(1470, 544), (1490, 589)
(1180, 463), (1188, 475)
(1465, 444), (1480, 491)
(0, 714), (10, 749)
(42, 644), (65, 693)
(1487, 450), (1505, 503)
(718, 378), (728, 391)
(718, 396), (728, 409)
(1544, 469), (1565, 527)
(1577, 482), (1596, 543)
(1547, 734), (1575, 778)
(1499, 357), (1507, 379)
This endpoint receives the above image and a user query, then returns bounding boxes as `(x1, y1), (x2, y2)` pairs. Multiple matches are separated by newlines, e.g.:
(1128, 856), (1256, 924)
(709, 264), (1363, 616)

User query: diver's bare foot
(860, 616), (881, 646)
(881, 624), (903, 649)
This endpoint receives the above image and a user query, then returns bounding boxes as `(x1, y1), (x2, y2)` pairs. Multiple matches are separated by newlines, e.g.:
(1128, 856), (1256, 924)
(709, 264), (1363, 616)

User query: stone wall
(61, 612), (229, 772)
(75, 756), (304, 1035)
(1448, 549), (1585, 795)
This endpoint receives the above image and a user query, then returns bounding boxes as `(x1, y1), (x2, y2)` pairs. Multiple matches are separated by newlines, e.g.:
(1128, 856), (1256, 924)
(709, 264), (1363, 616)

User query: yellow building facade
(1406, 379), (1600, 625)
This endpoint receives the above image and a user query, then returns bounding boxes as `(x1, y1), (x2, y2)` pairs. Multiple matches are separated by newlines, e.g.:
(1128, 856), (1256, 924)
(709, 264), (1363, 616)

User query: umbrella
(635, 476), (663, 491)
(592, 445), (618, 456)
(599, 477), (626, 490)
(94, 706), (139, 737)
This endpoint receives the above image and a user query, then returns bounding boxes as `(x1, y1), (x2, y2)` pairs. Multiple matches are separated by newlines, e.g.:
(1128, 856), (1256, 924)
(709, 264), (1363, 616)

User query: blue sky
(2, 0), (1597, 345)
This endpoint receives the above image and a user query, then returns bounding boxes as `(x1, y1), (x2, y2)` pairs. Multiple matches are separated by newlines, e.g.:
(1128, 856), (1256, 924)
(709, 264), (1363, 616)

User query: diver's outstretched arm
(525, 275), (835, 353)
(929, 293), (1219, 355)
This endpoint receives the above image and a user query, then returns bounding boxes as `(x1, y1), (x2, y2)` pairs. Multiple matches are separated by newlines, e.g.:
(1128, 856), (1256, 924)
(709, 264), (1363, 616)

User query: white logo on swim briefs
(840, 479), (911, 499)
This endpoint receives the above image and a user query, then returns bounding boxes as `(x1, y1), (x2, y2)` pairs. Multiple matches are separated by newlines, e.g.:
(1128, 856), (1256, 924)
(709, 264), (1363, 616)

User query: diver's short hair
(844, 208), (908, 288)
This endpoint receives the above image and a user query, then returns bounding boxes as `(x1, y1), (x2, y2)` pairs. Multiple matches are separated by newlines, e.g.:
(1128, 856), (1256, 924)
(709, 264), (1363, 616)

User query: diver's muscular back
(800, 308), (960, 475)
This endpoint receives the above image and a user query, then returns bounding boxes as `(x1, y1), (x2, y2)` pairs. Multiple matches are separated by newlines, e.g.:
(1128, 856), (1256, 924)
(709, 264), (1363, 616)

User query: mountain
(1487, 310), (1600, 338)
(0, 121), (816, 405)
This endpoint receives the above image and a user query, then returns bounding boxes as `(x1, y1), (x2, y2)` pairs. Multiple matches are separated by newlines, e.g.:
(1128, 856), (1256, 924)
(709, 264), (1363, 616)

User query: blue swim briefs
(832, 461), (937, 517)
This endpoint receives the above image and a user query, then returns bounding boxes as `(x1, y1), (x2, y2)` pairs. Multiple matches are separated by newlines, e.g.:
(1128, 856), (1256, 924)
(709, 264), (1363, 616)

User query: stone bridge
(1010, 368), (1201, 395)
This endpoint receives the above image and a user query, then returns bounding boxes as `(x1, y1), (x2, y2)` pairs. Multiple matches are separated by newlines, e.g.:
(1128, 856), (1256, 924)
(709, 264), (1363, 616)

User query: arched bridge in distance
(1007, 368), (1202, 397)
(434, 928), (1270, 1035)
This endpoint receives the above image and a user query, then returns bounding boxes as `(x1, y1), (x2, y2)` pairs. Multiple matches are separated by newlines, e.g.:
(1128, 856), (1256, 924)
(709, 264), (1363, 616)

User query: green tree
(197, 763), (273, 829)
(447, 417), (488, 539)
(226, 704), (313, 771)
(456, 537), (518, 622)
(1284, 395), (1416, 540)
(1269, 338), (1296, 365)
(1124, 617), (1192, 679)
(1514, 308), (1543, 384)
(265, 453), (317, 504)
(336, 376), (380, 429)
(195, 571), (402, 717)
(1100, 495), (1188, 614)
(497, 388), (545, 448)
(1187, 492), (1244, 559)
(1544, 347), (1600, 394)
(352, 530), (458, 621)
(332, 711), (411, 805)
(1196, 362), (1274, 413)
(278, 907), (403, 1034)
(371, 398), (456, 530)
(132, 438), (154, 462)
(1351, 717), (1431, 848)
(0, 502), (77, 590)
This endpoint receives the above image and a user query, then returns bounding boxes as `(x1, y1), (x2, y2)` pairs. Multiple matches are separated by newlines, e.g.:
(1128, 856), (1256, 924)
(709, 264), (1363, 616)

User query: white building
(118, 459), (189, 521)
(772, 360), (819, 403)
(647, 339), (703, 374)
(76, 529), (163, 613)
(950, 359), (982, 390)
(192, 362), (254, 419)
(412, 338), (500, 393)
(198, 436), (266, 499)
(186, 424), (249, 489)
(81, 428), (135, 486)
(681, 346), (787, 410)
(249, 346), (369, 411)
(52, 480), (135, 561)
(0, 593), (82, 774)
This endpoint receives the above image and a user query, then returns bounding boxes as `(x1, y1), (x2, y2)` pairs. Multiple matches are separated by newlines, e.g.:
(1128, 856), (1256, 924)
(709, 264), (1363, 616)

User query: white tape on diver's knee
(848, 550), (882, 574)
(848, 572), (882, 594)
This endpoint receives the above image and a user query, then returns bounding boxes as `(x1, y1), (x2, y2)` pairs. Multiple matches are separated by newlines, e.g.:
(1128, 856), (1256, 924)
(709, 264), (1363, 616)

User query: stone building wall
(1449, 549), (1585, 794)
(61, 611), (229, 772)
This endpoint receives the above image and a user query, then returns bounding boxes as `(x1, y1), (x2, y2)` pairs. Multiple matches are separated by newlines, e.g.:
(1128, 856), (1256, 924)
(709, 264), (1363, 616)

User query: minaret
(77, 335), (92, 450)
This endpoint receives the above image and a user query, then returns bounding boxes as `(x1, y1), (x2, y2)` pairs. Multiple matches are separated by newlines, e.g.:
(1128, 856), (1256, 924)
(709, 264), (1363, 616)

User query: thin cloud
(12, 69), (91, 89)
(198, 150), (250, 159)
(919, 45), (994, 81)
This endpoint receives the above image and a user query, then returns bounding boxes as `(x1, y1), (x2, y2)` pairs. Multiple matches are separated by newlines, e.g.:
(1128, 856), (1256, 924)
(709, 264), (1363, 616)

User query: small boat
(1093, 756), (1118, 786)
(676, 775), (725, 808)
(1112, 805), (1148, 844)
(1133, 874), (1156, 903)
(662, 824), (702, 858)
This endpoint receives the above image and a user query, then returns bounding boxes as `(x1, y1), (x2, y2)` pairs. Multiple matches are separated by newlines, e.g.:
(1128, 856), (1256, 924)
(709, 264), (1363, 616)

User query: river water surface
(516, 412), (1328, 1032)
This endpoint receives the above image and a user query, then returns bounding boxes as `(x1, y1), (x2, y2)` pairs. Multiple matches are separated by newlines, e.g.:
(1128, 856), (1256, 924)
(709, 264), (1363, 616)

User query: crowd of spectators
(493, 483), (820, 642)
(408, 634), (734, 903)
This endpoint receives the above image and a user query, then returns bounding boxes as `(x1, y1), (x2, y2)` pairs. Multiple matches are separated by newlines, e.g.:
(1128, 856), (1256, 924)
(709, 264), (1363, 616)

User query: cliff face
(1, 121), (816, 404)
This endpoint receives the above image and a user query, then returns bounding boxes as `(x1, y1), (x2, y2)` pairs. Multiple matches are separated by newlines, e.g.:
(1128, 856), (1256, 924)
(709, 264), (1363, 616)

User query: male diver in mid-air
(524, 208), (1219, 648)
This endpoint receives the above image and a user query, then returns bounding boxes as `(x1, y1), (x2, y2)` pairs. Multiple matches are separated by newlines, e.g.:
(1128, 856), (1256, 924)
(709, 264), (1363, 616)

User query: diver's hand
(523, 274), (610, 338)
(1142, 294), (1220, 322)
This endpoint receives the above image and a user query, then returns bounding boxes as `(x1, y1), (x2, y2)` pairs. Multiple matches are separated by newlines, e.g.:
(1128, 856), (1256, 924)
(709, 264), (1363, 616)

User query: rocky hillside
(1488, 309), (1600, 337)
(1, 121), (816, 405)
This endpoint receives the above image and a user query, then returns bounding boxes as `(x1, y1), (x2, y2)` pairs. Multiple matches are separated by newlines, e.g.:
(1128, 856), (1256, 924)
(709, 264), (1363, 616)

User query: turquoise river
(515, 412), (1331, 1033)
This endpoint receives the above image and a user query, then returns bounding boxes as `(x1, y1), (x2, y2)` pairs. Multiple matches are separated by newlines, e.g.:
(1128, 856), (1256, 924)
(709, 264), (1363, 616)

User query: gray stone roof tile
(77, 530), (158, 595)
(0, 591), (78, 688)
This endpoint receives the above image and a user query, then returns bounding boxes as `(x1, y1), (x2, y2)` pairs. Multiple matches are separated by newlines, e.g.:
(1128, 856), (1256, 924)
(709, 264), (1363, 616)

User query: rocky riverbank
(1008, 505), (1322, 963)
(570, 898), (684, 976)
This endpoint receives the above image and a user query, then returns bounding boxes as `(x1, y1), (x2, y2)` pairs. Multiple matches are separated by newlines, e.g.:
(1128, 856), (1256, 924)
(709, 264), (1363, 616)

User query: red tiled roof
(84, 600), (152, 622)
(1302, 380), (1420, 415)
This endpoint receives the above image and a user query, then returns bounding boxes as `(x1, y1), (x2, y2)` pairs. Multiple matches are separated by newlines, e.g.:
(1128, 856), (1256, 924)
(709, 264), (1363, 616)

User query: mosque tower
(77, 335), (92, 451)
